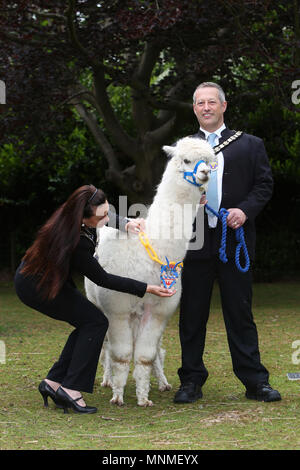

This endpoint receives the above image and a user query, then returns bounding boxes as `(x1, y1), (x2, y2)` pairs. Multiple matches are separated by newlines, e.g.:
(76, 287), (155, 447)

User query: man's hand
(200, 194), (207, 205)
(226, 208), (247, 229)
(125, 218), (146, 233)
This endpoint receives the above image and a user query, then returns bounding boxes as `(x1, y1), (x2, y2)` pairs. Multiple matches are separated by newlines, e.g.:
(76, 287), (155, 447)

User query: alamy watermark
(0, 340), (6, 364)
(104, 196), (204, 251)
(291, 80), (300, 105)
(0, 80), (6, 104)
(291, 340), (300, 365)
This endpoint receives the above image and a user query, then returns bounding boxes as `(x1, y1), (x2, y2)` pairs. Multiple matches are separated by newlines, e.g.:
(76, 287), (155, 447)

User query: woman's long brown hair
(20, 185), (106, 300)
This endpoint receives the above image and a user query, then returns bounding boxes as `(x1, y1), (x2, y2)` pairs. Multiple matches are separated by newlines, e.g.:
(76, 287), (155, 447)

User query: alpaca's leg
(100, 337), (113, 388)
(85, 285), (113, 388)
(107, 315), (133, 406)
(152, 339), (172, 391)
(133, 306), (168, 406)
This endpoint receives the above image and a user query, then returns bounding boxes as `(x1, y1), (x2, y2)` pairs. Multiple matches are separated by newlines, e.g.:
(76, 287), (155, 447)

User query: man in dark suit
(174, 82), (281, 403)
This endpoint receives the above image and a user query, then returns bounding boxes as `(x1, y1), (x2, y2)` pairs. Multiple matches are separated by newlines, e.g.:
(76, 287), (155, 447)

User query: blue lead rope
(205, 204), (250, 273)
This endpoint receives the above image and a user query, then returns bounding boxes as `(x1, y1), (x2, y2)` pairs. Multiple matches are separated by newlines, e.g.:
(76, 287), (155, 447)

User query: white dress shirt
(200, 123), (226, 228)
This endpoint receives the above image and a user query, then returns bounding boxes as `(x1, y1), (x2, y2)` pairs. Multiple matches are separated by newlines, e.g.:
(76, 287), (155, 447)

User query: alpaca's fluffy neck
(145, 168), (203, 263)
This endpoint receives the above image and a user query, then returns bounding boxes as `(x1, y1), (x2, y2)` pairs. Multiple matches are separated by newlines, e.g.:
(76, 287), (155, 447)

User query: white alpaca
(85, 137), (215, 406)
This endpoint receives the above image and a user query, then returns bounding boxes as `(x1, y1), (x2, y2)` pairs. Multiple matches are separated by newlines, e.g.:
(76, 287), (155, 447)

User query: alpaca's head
(162, 137), (215, 191)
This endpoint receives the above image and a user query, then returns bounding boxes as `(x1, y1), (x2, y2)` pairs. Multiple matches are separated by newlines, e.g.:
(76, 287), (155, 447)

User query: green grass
(0, 279), (300, 450)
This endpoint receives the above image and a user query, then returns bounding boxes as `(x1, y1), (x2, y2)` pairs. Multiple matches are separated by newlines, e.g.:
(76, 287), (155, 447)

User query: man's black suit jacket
(185, 127), (273, 262)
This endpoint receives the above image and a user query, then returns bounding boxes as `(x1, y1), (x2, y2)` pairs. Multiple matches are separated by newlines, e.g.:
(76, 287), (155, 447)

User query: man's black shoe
(173, 382), (203, 403)
(245, 383), (281, 402)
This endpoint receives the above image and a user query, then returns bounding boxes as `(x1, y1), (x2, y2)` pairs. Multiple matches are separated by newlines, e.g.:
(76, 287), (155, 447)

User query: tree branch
(60, 88), (97, 109)
(130, 76), (192, 113)
(71, 101), (121, 171)
(0, 30), (44, 47)
(27, 9), (66, 21)
(147, 112), (178, 146)
(156, 79), (187, 126)
(65, 0), (99, 68)
(131, 41), (161, 136)
(135, 41), (161, 85)
(93, 66), (140, 160)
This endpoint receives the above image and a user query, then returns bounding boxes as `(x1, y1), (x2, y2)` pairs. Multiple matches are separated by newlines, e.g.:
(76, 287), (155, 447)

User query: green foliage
(0, 123), (106, 210)
(106, 84), (135, 136)
(246, 102), (300, 171)
(0, 121), (110, 268)
(254, 230), (300, 282)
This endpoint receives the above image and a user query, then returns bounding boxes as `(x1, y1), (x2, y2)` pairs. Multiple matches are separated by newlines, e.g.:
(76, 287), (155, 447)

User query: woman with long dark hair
(14, 185), (174, 414)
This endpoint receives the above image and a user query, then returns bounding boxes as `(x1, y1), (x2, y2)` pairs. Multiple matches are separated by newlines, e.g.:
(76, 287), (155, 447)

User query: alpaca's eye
(184, 159), (191, 164)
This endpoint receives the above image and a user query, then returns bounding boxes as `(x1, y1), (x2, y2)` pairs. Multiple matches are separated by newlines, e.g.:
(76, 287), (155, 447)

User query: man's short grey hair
(193, 82), (226, 104)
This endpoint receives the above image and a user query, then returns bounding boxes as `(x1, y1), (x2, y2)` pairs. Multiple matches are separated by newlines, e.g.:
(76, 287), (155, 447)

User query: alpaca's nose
(200, 167), (210, 179)
(195, 162), (210, 183)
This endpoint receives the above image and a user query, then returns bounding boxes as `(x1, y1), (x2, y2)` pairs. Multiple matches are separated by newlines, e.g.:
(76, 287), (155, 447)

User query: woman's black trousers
(14, 264), (108, 393)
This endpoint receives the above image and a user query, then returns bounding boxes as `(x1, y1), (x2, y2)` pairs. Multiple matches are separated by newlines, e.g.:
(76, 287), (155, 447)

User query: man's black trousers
(177, 257), (269, 389)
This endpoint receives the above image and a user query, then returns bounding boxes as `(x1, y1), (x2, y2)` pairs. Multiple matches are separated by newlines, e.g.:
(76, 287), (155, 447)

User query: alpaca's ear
(162, 145), (176, 158)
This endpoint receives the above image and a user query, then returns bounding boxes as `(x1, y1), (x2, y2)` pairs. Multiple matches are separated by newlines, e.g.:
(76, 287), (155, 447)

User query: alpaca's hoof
(101, 379), (112, 388)
(110, 396), (124, 406)
(159, 383), (172, 392)
(138, 399), (153, 407)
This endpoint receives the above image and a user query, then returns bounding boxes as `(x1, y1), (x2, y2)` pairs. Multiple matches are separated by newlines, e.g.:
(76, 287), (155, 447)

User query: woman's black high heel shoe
(55, 386), (97, 414)
(38, 380), (63, 408)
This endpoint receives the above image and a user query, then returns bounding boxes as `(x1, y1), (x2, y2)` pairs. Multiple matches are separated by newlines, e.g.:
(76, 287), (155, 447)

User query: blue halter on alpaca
(183, 160), (206, 187)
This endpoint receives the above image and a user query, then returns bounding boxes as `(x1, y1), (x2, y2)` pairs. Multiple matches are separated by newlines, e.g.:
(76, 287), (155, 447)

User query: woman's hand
(125, 218), (146, 233)
(146, 285), (176, 297)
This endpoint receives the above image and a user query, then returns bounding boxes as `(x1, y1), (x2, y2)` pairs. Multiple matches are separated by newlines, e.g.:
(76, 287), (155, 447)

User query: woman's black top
(70, 225), (147, 298)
